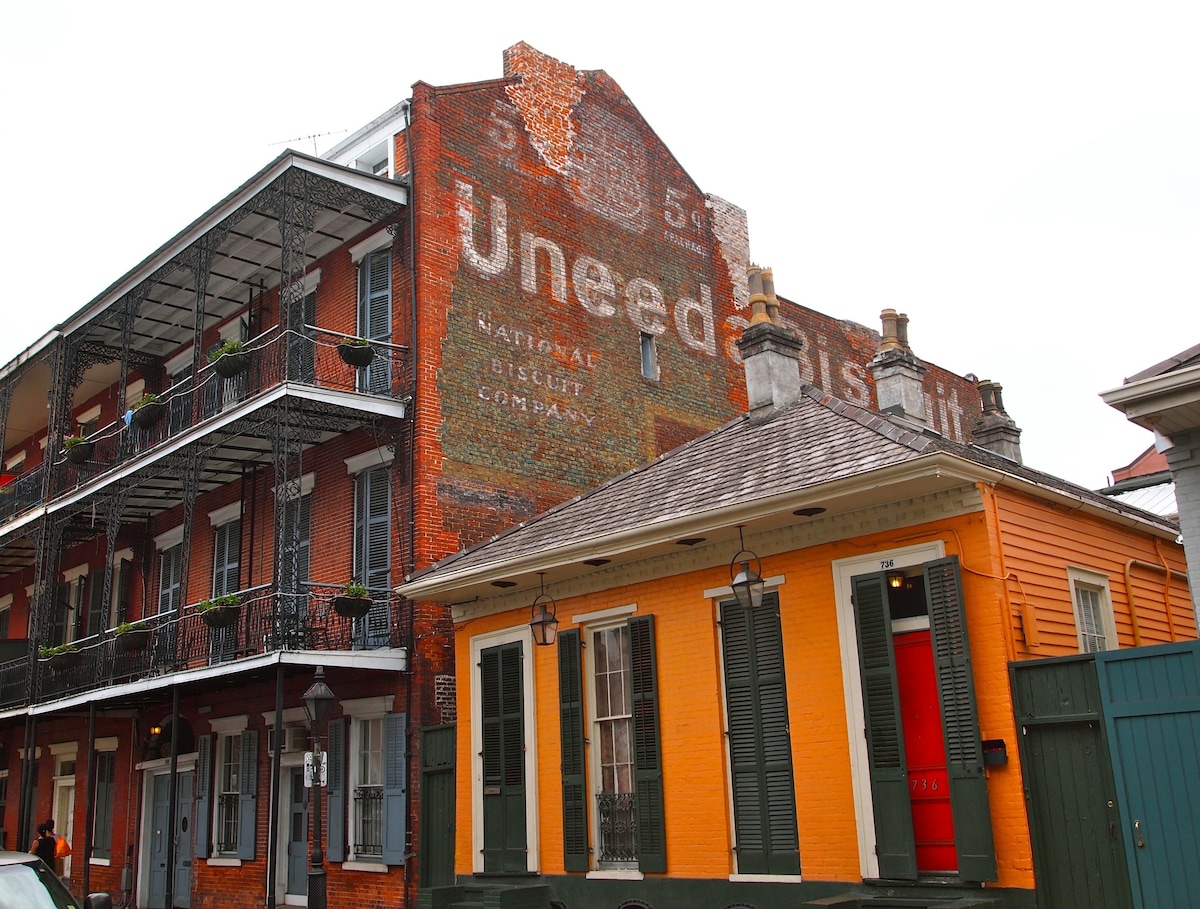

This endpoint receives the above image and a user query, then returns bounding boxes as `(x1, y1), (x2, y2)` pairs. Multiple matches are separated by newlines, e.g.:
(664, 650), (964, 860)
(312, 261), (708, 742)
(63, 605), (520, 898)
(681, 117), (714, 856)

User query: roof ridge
(801, 384), (934, 452)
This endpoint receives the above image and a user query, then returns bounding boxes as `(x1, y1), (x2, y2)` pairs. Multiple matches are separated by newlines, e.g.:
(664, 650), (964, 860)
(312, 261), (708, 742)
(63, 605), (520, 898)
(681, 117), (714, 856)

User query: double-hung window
(354, 718), (384, 859)
(216, 734), (242, 855)
(591, 624), (636, 866)
(1068, 568), (1116, 653)
(326, 696), (407, 866)
(196, 715), (257, 861)
(558, 612), (665, 874)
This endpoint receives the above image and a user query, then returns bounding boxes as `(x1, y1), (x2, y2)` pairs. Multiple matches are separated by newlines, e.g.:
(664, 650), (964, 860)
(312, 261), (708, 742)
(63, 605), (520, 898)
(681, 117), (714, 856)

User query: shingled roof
(402, 383), (1179, 597)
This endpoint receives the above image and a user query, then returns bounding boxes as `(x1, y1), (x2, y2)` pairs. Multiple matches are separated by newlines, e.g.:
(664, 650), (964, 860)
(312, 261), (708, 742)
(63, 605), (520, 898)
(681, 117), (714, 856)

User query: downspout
(402, 97), (417, 909)
(82, 701), (97, 896)
(266, 663), (284, 909)
(163, 686), (181, 909)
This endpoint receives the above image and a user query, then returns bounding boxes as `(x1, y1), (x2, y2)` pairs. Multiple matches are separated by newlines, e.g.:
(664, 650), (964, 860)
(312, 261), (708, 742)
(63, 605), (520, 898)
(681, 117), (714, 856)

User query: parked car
(0, 851), (110, 908)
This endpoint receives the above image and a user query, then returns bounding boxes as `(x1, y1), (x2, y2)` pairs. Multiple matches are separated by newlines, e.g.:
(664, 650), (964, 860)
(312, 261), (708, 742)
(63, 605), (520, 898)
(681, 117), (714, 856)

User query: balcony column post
(172, 448), (203, 657)
(276, 171), (316, 384)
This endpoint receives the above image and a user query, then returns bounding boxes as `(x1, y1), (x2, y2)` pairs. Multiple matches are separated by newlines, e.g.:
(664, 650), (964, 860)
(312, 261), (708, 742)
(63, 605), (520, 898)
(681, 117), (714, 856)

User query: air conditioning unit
(269, 725), (308, 755)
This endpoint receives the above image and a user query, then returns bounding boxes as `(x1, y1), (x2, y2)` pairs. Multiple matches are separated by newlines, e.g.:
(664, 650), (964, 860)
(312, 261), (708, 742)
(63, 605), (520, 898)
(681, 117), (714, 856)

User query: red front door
(894, 629), (956, 873)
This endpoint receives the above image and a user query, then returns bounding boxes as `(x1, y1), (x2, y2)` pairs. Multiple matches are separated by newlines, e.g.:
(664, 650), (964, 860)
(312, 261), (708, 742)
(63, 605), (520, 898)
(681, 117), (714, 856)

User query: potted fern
(132, 392), (165, 429)
(209, 339), (251, 379)
(114, 620), (151, 652)
(333, 581), (373, 618)
(337, 336), (376, 368)
(198, 593), (241, 629)
(40, 643), (81, 672)
(64, 435), (95, 465)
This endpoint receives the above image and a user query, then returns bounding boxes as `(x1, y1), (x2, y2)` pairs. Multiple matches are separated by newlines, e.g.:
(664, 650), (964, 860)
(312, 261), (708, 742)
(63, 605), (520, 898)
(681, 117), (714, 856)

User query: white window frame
(468, 625), (540, 874)
(1067, 567), (1117, 653)
(209, 714), (248, 859)
(831, 540), (945, 881)
(341, 695), (393, 867)
(581, 608), (640, 875)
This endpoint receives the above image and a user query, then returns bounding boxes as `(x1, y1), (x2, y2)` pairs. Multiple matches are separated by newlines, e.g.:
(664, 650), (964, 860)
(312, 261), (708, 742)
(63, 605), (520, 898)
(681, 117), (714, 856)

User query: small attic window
(356, 140), (390, 178)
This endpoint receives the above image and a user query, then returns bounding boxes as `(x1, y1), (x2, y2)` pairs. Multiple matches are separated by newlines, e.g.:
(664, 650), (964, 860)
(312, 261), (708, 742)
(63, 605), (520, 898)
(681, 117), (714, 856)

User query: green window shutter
(116, 558), (132, 625)
(158, 546), (182, 615)
(195, 734), (213, 858)
(356, 467), (391, 647)
(558, 629), (589, 871)
(237, 729), (258, 860)
(360, 248), (392, 394)
(628, 615), (666, 873)
(381, 713), (408, 865)
(326, 718), (347, 862)
(924, 556), (997, 882)
(481, 642), (528, 872)
(852, 572), (917, 880)
(720, 594), (801, 875)
(86, 572), (107, 639)
(92, 751), (115, 860)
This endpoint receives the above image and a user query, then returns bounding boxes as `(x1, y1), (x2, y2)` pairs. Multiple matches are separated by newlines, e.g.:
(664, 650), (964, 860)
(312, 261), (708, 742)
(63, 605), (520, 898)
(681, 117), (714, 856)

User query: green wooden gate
(1096, 641), (1200, 909)
(1011, 655), (1132, 909)
(419, 724), (456, 889)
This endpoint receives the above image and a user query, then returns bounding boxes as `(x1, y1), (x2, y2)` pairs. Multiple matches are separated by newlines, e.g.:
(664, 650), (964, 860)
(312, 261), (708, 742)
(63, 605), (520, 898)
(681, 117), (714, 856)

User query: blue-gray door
(287, 768), (308, 896)
(1097, 641), (1200, 909)
(146, 771), (194, 909)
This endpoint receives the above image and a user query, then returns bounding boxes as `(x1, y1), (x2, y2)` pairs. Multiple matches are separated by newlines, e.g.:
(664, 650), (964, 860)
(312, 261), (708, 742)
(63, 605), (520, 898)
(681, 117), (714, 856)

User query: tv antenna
(269, 130), (348, 154)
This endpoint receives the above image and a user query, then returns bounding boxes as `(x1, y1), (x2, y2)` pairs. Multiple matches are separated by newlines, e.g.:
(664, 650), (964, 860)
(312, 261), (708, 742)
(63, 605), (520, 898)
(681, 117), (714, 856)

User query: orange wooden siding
(454, 504), (1061, 888)
(989, 485), (1194, 657)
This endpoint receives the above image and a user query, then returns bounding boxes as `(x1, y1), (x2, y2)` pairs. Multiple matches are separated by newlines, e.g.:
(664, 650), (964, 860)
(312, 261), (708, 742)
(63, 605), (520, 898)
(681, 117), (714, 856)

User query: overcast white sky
(2, 2), (1196, 489)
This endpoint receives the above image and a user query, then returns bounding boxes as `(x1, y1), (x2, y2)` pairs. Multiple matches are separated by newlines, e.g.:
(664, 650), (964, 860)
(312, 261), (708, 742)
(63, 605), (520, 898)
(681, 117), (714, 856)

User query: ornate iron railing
(596, 791), (638, 864)
(26, 583), (405, 707)
(49, 325), (410, 498)
(0, 466), (44, 524)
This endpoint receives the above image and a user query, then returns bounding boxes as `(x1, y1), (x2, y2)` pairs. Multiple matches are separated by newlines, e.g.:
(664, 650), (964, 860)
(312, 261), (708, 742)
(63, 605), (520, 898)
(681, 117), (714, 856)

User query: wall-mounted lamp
(730, 526), (765, 610)
(529, 573), (559, 646)
(887, 570), (906, 589)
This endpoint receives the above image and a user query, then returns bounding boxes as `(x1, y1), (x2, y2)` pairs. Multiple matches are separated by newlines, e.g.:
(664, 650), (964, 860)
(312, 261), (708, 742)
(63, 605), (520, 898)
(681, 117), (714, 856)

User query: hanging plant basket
(65, 441), (95, 464)
(338, 342), (376, 368)
(116, 628), (152, 652)
(212, 351), (251, 379)
(133, 401), (165, 429)
(49, 650), (82, 672)
(200, 604), (241, 629)
(333, 595), (373, 619)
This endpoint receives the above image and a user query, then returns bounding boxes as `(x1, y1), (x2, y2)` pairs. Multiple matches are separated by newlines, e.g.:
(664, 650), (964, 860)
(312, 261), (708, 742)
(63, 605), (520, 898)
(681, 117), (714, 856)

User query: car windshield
(0, 862), (76, 909)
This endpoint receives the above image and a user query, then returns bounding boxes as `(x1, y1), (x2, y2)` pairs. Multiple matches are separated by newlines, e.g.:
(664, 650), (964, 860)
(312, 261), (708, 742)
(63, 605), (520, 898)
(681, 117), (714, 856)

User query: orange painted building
(402, 316), (1192, 909)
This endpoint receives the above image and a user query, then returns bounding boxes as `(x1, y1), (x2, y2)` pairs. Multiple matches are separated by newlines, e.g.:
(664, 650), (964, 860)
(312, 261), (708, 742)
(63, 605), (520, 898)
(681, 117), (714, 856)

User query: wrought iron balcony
(50, 324), (409, 499)
(0, 466), (43, 525)
(20, 583), (405, 708)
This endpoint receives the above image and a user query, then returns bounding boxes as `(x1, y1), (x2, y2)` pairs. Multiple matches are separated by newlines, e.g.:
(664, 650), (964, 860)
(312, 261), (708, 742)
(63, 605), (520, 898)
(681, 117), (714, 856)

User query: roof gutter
(399, 449), (1181, 601)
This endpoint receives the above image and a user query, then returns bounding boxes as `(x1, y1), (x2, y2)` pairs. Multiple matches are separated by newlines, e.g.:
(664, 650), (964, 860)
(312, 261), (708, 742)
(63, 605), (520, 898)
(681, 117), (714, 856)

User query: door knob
(1134, 819), (1146, 848)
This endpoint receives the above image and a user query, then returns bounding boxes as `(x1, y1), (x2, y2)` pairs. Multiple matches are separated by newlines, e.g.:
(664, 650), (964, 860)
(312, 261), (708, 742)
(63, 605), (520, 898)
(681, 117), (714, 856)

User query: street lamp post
(302, 666), (336, 909)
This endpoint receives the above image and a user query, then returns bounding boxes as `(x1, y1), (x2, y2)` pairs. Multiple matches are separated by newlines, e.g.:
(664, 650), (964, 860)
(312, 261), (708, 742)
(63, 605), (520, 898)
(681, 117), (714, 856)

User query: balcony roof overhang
(61, 151), (407, 363)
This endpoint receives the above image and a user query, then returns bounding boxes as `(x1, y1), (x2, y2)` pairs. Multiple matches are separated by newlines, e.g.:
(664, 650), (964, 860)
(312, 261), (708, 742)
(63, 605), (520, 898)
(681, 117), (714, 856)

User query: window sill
(207, 857), (242, 867)
(88, 858), (111, 867)
(586, 869), (643, 880)
(342, 860), (388, 873)
(729, 873), (803, 883)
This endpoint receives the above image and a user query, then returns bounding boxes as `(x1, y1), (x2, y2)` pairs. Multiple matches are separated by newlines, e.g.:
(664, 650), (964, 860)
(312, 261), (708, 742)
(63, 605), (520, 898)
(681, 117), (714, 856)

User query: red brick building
(0, 44), (989, 908)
